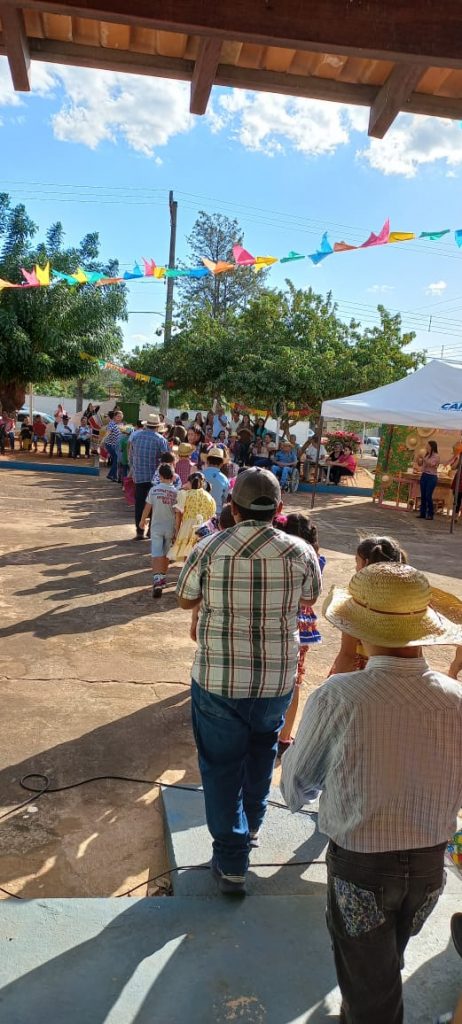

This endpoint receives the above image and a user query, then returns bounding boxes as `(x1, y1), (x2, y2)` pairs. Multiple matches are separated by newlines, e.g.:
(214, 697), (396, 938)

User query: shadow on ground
(0, 689), (197, 898)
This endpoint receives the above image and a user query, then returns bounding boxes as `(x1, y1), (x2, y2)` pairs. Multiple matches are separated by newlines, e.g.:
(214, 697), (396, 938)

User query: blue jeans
(191, 680), (292, 876)
(419, 472), (437, 518)
(272, 463), (294, 487)
(105, 443), (118, 480)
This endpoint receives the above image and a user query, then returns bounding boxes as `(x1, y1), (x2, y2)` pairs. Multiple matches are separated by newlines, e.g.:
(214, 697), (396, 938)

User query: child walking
(140, 464), (178, 599)
(277, 513), (326, 759)
(168, 472), (216, 562)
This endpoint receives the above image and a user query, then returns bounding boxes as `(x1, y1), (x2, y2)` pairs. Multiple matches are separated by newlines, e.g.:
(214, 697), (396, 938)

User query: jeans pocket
(410, 872), (446, 936)
(333, 877), (386, 938)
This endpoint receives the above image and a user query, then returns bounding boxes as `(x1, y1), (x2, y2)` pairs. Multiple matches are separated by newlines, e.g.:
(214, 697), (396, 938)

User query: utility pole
(159, 190), (178, 417)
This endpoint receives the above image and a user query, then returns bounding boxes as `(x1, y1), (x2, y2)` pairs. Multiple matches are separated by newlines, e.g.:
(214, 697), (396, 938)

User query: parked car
(17, 409), (54, 426)
(362, 436), (381, 457)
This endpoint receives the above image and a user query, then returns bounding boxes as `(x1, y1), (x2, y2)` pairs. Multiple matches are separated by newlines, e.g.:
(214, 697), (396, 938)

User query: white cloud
(213, 90), (360, 157)
(51, 66), (193, 156)
(0, 57), (193, 157)
(426, 280), (447, 296)
(367, 284), (395, 294)
(359, 114), (462, 178)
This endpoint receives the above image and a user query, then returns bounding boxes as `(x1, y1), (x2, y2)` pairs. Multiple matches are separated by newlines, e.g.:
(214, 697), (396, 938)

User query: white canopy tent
(315, 359), (462, 531)
(321, 358), (462, 429)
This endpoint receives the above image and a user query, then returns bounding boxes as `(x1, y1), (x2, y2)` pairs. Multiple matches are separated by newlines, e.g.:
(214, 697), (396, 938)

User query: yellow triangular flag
(388, 232), (415, 244)
(254, 256), (278, 266)
(153, 267), (166, 279)
(35, 262), (50, 286)
(74, 268), (88, 283)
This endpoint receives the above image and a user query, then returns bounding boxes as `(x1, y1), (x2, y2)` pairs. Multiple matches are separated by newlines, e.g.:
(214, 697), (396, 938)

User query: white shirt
(56, 421), (75, 436)
(305, 443), (327, 461)
(281, 656), (462, 853)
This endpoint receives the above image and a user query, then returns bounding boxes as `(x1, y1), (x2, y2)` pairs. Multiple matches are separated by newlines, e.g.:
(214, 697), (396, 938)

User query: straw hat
(430, 587), (462, 626)
(178, 442), (195, 458)
(207, 446), (225, 460)
(323, 563), (462, 648)
(142, 413), (167, 432)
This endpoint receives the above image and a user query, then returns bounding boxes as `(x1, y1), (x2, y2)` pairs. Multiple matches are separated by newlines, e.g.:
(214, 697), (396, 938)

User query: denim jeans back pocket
(333, 877), (386, 938)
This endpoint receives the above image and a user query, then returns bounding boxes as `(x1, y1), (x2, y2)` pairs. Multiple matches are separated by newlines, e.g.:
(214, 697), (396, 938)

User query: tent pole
(450, 453), (462, 534)
(310, 416), (324, 511)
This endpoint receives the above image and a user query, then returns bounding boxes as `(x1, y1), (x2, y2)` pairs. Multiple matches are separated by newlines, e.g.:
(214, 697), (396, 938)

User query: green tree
(0, 194), (127, 412)
(179, 211), (268, 319)
(124, 283), (424, 414)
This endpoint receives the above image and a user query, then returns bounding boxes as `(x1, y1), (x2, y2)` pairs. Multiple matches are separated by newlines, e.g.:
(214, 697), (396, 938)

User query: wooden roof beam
(6, 0), (462, 69)
(190, 37), (221, 114)
(2, 37), (462, 128)
(0, 4), (30, 90)
(368, 64), (427, 138)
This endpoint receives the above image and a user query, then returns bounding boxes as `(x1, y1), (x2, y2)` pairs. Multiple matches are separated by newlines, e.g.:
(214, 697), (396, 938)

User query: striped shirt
(129, 429), (168, 483)
(104, 420), (121, 447)
(281, 656), (462, 852)
(176, 522), (322, 698)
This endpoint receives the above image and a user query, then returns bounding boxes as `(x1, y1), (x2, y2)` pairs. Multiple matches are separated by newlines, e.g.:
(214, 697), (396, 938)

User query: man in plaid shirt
(176, 468), (321, 894)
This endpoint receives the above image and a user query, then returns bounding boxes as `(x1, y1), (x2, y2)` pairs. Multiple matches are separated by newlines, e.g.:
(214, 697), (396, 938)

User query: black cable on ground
(0, 773), (325, 900)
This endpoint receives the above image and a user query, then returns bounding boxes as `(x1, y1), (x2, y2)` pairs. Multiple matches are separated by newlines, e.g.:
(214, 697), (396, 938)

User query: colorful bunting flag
(142, 258), (156, 277)
(280, 251), (305, 263)
(455, 230), (462, 249)
(309, 232), (333, 265)
(334, 241), (357, 253)
(202, 258), (234, 275)
(233, 245), (255, 267)
(21, 267), (40, 287)
(388, 232), (415, 244)
(419, 230), (450, 240)
(35, 262), (50, 286)
(361, 219), (390, 248)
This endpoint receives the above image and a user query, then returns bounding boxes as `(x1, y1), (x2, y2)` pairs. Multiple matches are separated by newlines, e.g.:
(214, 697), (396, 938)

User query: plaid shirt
(281, 657), (462, 852)
(176, 522), (322, 698)
(129, 429), (168, 483)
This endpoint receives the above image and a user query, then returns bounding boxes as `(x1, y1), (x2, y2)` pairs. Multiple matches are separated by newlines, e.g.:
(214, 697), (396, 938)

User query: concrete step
(1, 894), (460, 1023)
(161, 784), (329, 897)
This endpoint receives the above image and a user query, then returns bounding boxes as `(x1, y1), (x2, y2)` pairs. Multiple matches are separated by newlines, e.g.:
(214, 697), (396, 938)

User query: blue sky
(1, 56), (462, 361)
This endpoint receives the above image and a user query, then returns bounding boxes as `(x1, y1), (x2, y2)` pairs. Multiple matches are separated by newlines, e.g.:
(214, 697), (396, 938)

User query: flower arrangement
(325, 430), (361, 453)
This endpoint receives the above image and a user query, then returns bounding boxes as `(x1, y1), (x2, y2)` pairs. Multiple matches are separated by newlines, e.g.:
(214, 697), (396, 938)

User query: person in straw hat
(129, 413), (168, 540)
(281, 562), (462, 1024)
(203, 446), (230, 514)
(175, 442), (196, 485)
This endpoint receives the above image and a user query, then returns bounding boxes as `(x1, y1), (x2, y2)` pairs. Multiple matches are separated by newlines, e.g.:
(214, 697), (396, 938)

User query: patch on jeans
(411, 875), (446, 936)
(333, 877), (385, 938)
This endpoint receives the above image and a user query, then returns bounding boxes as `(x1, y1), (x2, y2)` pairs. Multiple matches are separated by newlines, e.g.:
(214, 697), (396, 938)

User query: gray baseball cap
(232, 468), (281, 511)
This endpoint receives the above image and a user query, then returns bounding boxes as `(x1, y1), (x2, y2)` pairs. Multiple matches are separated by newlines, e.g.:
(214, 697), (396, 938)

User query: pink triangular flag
(361, 219), (390, 248)
(21, 267), (40, 286)
(233, 245), (255, 266)
(142, 258), (156, 277)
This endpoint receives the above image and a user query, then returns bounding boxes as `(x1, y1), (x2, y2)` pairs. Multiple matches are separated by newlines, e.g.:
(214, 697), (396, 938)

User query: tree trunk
(75, 379), (84, 413)
(0, 381), (27, 414)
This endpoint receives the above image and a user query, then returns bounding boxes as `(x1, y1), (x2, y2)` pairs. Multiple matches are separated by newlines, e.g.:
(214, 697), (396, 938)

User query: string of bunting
(79, 351), (163, 385)
(0, 219), (462, 292)
(2, 220), (462, 292)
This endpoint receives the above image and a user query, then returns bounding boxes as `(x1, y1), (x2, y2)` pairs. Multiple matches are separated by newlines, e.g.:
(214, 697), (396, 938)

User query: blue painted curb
(0, 460), (99, 476)
(297, 482), (373, 497)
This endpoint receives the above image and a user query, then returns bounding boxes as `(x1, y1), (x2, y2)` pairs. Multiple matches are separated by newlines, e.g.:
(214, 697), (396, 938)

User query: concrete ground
(0, 469), (461, 900)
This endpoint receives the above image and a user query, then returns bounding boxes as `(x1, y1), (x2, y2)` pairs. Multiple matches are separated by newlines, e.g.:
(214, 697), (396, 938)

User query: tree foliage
(125, 281), (424, 414)
(0, 193), (127, 411)
(179, 211), (268, 319)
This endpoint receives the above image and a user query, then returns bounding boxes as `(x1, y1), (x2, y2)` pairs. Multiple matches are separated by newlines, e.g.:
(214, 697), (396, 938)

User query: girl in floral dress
(168, 472), (216, 562)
